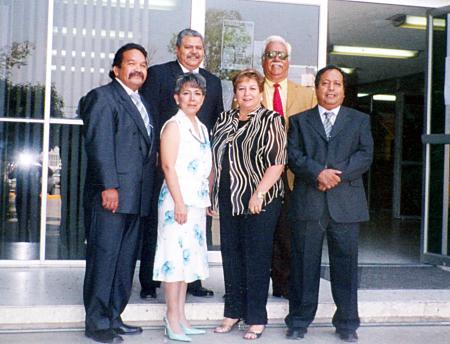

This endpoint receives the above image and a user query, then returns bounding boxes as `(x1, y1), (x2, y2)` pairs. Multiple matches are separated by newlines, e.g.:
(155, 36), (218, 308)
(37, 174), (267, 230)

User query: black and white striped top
(211, 106), (287, 215)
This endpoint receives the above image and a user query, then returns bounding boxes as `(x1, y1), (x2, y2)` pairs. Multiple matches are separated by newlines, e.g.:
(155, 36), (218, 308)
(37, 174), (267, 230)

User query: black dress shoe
(140, 288), (157, 299)
(85, 329), (123, 343)
(187, 286), (214, 297)
(113, 323), (143, 335)
(336, 330), (358, 342)
(286, 327), (307, 339)
(272, 291), (289, 299)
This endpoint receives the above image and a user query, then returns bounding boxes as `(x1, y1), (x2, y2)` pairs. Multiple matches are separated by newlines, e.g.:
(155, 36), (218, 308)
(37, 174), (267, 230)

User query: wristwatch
(257, 191), (266, 200)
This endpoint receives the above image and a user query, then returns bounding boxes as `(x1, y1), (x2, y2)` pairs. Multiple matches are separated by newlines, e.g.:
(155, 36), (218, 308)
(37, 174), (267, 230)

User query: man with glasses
(261, 35), (316, 299)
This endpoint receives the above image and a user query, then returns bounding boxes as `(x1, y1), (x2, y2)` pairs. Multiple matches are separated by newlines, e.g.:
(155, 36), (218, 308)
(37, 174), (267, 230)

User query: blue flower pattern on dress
(187, 160), (199, 174)
(197, 181), (209, 200)
(152, 111), (210, 283)
(164, 210), (175, 225)
(194, 224), (204, 246)
(200, 141), (210, 151)
(161, 261), (174, 276)
(183, 249), (190, 265)
(158, 185), (169, 207)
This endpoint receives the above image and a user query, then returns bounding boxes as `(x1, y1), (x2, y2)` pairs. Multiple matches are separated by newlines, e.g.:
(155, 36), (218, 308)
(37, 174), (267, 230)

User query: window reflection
(205, 0), (319, 109)
(0, 122), (43, 259)
(0, 0), (49, 119)
(46, 124), (86, 260)
(51, 0), (191, 118)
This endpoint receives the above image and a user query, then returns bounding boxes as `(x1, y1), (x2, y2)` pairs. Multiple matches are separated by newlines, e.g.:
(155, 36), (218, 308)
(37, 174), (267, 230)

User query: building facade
(0, 0), (449, 265)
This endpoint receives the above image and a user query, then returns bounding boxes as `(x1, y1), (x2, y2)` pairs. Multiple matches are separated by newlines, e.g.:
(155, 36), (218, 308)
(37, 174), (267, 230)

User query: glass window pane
(430, 15), (447, 134)
(205, 0), (319, 109)
(51, 0), (191, 118)
(0, 122), (43, 260)
(0, 0), (49, 118)
(428, 144), (444, 254)
(46, 124), (86, 260)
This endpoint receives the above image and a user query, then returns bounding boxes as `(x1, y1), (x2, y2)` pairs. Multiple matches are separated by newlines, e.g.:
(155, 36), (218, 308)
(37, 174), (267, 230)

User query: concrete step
(1, 266), (450, 330)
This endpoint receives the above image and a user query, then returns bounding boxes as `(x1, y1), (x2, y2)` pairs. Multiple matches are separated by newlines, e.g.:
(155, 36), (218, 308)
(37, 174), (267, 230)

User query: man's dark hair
(314, 65), (347, 89)
(176, 28), (204, 48)
(109, 43), (147, 80)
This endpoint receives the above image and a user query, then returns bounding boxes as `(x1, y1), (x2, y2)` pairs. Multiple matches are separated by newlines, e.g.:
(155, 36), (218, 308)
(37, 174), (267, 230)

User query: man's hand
(102, 188), (119, 213)
(317, 169), (342, 191)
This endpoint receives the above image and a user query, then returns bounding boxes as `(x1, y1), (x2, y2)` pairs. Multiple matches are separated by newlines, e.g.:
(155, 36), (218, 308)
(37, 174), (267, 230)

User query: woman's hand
(207, 207), (217, 217)
(248, 192), (264, 214)
(174, 202), (187, 224)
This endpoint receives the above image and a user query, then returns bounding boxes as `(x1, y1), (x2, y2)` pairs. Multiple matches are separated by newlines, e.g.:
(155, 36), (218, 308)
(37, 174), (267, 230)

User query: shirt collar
(115, 77), (139, 97)
(265, 78), (288, 89)
(318, 104), (341, 117)
(178, 61), (200, 74)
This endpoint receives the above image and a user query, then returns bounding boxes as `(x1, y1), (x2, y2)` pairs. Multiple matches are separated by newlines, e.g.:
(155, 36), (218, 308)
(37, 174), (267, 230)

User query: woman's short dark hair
(314, 65), (347, 89)
(232, 69), (265, 93)
(174, 73), (207, 95)
(109, 43), (147, 79)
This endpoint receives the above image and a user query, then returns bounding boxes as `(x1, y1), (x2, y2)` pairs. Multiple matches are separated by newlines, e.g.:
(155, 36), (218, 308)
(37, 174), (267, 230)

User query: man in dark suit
(79, 43), (156, 343)
(139, 28), (223, 299)
(285, 65), (373, 342)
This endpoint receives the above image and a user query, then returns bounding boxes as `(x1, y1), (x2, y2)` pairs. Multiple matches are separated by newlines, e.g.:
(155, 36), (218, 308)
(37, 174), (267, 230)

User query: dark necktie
(273, 83), (284, 116)
(323, 111), (333, 139)
(130, 93), (152, 137)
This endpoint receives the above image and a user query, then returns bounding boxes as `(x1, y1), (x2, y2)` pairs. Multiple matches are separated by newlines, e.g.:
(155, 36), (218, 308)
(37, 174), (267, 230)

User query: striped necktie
(130, 93), (152, 137)
(323, 111), (333, 139)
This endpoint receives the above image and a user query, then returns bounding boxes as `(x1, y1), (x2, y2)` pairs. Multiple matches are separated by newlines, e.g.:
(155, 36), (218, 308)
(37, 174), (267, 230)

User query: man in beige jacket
(261, 35), (317, 298)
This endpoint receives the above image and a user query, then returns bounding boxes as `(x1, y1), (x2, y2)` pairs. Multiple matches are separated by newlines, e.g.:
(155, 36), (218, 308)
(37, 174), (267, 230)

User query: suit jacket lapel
(329, 107), (350, 140)
(169, 60), (183, 79)
(262, 90), (268, 108)
(306, 106), (328, 141)
(286, 80), (296, 115)
(111, 80), (151, 146)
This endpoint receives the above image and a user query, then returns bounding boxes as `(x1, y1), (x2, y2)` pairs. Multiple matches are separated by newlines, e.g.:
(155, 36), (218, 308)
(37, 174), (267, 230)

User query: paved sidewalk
(1, 324), (450, 344)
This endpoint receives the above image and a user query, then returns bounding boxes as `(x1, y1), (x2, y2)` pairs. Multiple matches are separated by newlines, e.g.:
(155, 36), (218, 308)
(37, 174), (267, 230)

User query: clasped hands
(102, 188), (119, 213)
(317, 169), (342, 192)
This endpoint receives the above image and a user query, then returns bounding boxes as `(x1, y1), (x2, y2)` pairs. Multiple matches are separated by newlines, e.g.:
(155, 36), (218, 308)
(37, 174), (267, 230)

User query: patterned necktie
(273, 83), (284, 116)
(323, 111), (333, 139)
(130, 93), (152, 137)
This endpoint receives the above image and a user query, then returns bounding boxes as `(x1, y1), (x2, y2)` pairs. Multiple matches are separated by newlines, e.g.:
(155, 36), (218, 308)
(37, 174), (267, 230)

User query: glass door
(422, 6), (450, 265)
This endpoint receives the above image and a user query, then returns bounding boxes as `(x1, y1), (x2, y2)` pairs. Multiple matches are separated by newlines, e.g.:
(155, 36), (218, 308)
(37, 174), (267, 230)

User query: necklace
(189, 125), (208, 145)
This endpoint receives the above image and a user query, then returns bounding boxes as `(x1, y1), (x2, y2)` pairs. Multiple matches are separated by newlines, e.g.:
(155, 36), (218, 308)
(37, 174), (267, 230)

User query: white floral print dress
(153, 110), (212, 283)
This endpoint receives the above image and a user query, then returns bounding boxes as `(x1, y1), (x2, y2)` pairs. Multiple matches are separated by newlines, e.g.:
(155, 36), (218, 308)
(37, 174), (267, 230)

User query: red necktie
(273, 83), (284, 116)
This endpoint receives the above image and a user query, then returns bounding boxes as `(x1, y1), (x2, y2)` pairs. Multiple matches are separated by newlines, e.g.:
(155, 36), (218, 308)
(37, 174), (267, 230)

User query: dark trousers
(139, 168), (207, 291)
(138, 214), (160, 291)
(286, 211), (360, 333)
(83, 206), (141, 331)
(219, 197), (281, 325)
(271, 174), (291, 296)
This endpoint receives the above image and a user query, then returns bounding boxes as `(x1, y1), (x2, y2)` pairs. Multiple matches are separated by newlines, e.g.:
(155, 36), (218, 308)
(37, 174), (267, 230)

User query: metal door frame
(421, 5), (450, 265)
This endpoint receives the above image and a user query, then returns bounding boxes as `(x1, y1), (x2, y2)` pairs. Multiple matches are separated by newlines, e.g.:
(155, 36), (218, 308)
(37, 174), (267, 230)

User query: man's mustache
(129, 71), (145, 79)
(187, 53), (201, 59)
(270, 62), (284, 68)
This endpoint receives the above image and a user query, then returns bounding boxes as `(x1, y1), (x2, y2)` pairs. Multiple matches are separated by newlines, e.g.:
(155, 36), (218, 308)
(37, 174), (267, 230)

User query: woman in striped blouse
(212, 69), (287, 340)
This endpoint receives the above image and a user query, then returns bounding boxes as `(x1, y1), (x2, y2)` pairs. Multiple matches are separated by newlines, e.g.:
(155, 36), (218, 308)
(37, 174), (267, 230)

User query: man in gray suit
(79, 43), (156, 343)
(285, 65), (373, 342)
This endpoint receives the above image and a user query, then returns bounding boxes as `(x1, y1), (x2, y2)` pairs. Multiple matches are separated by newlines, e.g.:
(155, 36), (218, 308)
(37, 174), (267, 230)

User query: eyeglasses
(263, 51), (289, 60)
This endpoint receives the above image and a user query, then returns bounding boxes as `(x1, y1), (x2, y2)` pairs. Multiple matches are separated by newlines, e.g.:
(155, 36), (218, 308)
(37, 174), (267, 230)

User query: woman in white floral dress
(153, 73), (211, 341)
